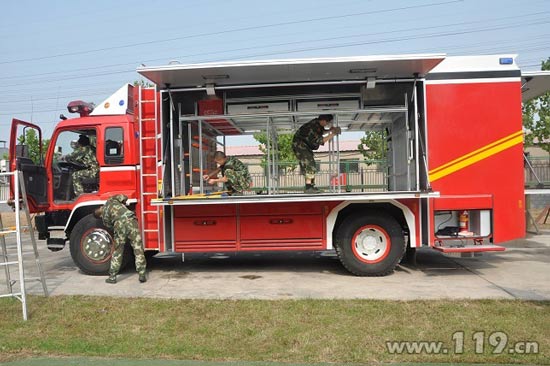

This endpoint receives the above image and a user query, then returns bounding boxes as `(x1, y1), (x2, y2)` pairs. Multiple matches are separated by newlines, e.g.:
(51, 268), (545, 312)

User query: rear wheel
(69, 214), (129, 275)
(335, 213), (405, 276)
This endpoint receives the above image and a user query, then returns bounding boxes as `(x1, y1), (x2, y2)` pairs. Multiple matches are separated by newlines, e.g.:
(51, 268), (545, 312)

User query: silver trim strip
(152, 191), (439, 206)
(100, 166), (137, 172)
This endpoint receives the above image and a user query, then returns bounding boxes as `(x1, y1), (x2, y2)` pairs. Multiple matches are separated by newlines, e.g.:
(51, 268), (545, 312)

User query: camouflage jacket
(65, 145), (99, 173)
(221, 156), (251, 182)
(101, 194), (134, 229)
(292, 118), (325, 151)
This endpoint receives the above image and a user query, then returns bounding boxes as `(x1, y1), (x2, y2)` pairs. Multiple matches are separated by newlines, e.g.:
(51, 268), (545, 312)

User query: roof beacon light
(499, 57), (513, 65)
(67, 100), (95, 117)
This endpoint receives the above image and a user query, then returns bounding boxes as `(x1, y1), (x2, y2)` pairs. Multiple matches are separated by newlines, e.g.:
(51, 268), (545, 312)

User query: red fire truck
(9, 54), (550, 276)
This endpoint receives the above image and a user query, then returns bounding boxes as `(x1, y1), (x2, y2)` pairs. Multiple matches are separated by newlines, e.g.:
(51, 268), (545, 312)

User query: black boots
(105, 274), (117, 284)
(304, 184), (321, 194)
(106, 272), (147, 283)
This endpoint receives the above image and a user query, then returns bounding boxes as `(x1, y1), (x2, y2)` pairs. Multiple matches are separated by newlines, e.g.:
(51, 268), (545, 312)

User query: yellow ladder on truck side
(0, 171), (48, 321)
(138, 87), (162, 251)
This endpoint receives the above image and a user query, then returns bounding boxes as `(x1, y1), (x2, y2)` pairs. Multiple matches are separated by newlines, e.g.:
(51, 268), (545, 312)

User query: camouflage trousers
(292, 141), (317, 180)
(223, 169), (251, 195)
(109, 214), (147, 276)
(72, 169), (98, 195)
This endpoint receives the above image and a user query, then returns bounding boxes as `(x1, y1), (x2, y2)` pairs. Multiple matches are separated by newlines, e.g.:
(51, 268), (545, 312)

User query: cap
(78, 135), (90, 146)
(318, 114), (334, 122)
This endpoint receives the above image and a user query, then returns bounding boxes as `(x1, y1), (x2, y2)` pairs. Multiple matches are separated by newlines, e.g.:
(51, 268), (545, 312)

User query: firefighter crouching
(203, 151), (252, 196)
(94, 194), (147, 284)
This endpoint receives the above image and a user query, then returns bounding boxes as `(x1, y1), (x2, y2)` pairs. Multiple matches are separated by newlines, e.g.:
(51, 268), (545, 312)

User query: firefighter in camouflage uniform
(94, 194), (147, 284)
(64, 134), (99, 196)
(203, 151), (251, 195)
(292, 114), (340, 193)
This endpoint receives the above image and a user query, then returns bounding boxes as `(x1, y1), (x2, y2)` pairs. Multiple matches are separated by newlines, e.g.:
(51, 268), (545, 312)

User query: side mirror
(55, 146), (62, 154)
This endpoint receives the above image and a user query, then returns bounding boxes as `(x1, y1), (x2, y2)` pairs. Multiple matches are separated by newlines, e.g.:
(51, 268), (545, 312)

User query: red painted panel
(426, 81), (524, 243)
(433, 195), (493, 210)
(198, 99), (223, 115)
(141, 120), (156, 136)
(140, 89), (157, 118)
(142, 158), (156, 172)
(174, 204), (237, 217)
(240, 201), (324, 215)
(174, 216), (237, 241)
(99, 170), (136, 195)
(143, 231), (158, 249)
(142, 137), (157, 156)
(240, 214), (323, 240)
(427, 82), (521, 168)
(397, 198), (421, 247)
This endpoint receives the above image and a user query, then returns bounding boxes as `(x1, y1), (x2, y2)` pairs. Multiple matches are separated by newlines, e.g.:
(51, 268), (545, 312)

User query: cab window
(104, 127), (124, 164)
(52, 129), (99, 201)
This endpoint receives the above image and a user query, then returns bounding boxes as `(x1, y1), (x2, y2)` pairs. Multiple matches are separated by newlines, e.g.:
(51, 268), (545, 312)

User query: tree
(358, 130), (387, 165)
(523, 57), (550, 153)
(134, 79), (154, 88)
(17, 128), (50, 164)
(253, 131), (297, 172)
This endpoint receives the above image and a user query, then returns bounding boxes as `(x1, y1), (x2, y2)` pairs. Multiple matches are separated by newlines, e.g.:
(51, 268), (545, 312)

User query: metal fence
(525, 156), (550, 188)
(0, 180), (9, 202)
(248, 160), (388, 193)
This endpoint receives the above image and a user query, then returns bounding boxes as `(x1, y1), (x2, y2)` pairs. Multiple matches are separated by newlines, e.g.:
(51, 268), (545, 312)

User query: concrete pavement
(11, 231), (550, 301)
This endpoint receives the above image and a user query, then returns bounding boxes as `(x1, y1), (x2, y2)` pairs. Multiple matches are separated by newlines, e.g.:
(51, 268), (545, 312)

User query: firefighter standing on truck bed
(292, 114), (341, 194)
(94, 194), (147, 284)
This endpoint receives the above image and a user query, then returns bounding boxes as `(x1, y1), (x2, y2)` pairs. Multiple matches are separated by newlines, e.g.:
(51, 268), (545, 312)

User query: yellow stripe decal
(429, 131), (523, 182)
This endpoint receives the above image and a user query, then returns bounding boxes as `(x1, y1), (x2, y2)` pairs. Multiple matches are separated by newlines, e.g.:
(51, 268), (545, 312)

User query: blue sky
(1, 0), (549, 146)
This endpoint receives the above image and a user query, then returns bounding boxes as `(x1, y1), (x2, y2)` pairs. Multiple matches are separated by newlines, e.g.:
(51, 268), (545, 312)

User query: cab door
(9, 119), (48, 212)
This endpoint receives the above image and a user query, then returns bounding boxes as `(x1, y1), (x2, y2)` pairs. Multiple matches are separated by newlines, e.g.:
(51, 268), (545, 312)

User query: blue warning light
(119, 99), (125, 106)
(499, 57), (513, 65)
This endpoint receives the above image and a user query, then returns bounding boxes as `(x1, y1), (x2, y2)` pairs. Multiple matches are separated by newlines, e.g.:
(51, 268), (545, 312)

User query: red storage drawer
(240, 202), (323, 216)
(240, 214), (323, 240)
(174, 216), (237, 241)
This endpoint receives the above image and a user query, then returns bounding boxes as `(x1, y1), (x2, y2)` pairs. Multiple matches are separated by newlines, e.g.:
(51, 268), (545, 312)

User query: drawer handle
(194, 220), (216, 226)
(269, 218), (293, 225)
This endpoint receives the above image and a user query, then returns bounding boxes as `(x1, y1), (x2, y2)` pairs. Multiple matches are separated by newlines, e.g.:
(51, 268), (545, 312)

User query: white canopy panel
(522, 71), (550, 102)
(137, 54), (445, 88)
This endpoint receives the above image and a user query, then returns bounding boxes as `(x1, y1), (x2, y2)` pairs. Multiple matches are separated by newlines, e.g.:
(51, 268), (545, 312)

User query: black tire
(69, 214), (130, 275)
(335, 213), (405, 276)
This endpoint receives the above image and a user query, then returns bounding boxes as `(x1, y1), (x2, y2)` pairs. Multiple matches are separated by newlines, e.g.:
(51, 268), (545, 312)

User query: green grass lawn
(0, 296), (548, 364)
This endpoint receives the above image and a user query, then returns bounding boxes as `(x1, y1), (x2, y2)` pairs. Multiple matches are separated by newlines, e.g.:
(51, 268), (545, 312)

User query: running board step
(47, 238), (66, 252)
(433, 244), (505, 253)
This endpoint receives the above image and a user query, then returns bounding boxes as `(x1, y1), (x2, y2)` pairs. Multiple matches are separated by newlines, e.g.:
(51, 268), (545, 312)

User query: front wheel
(69, 214), (129, 275)
(335, 213), (405, 276)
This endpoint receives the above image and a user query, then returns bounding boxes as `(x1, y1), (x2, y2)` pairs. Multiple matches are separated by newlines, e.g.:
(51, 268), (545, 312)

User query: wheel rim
(351, 224), (391, 264)
(80, 227), (113, 263)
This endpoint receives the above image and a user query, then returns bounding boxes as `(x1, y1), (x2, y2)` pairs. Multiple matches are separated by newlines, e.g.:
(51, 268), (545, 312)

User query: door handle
(194, 220), (216, 226)
(269, 218), (293, 225)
